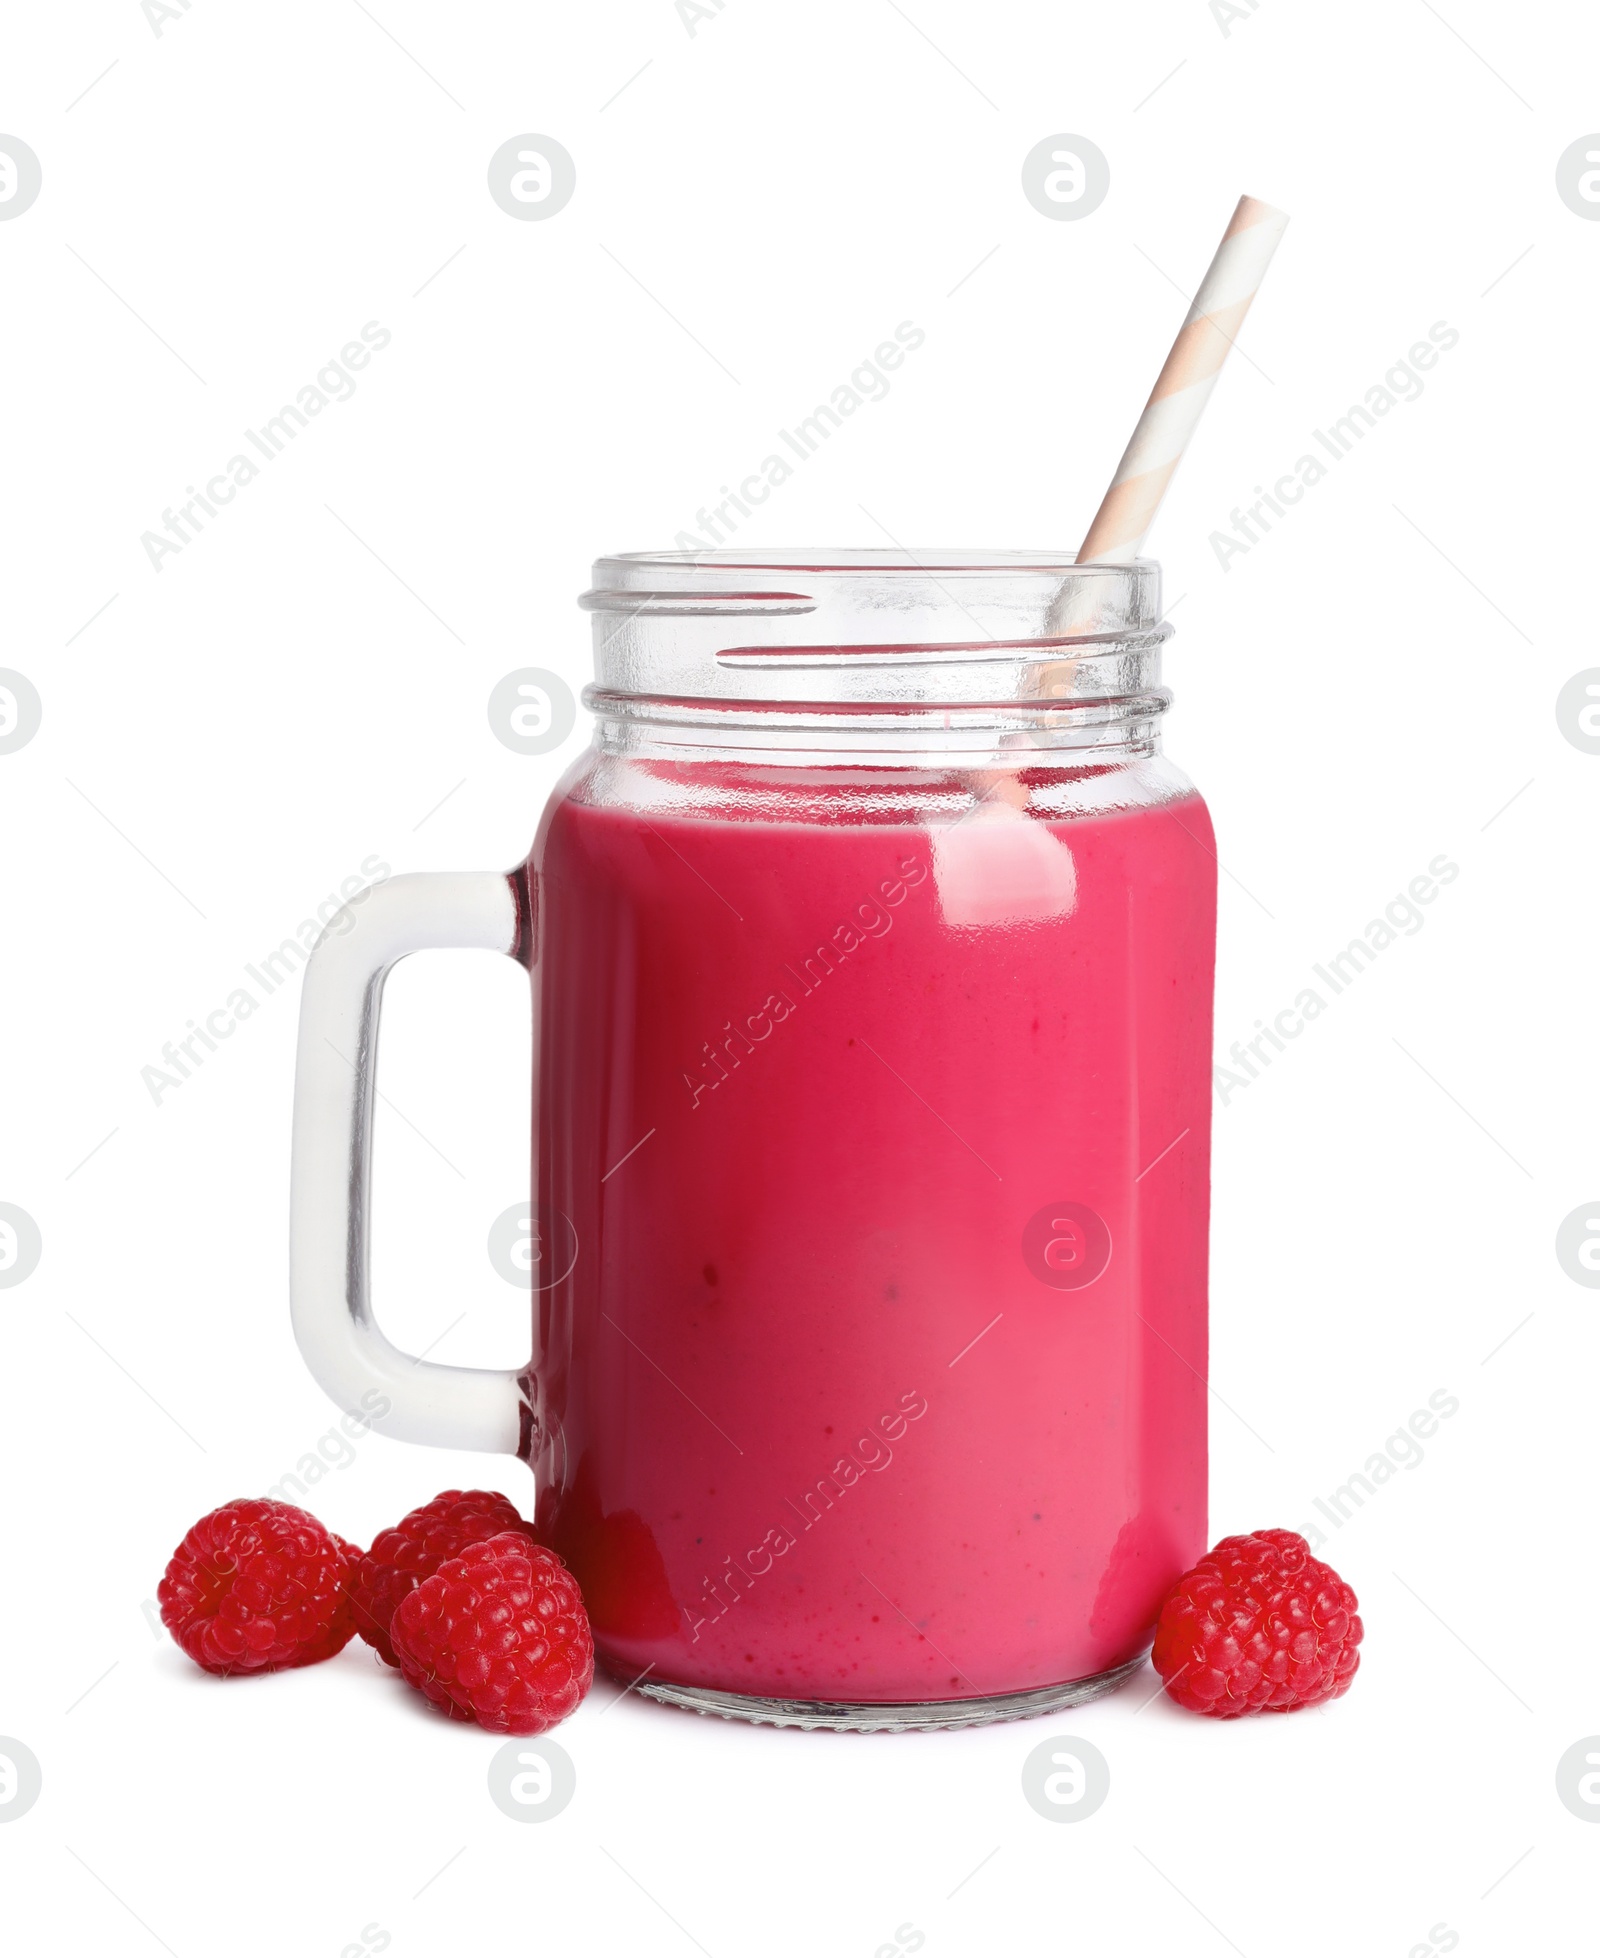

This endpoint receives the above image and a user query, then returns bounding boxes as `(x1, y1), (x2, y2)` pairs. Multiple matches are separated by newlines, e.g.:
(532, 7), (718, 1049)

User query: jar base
(625, 1649), (1150, 1732)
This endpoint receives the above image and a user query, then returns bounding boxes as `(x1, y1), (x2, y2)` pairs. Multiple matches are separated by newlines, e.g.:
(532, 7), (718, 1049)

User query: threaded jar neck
(577, 550), (1173, 762)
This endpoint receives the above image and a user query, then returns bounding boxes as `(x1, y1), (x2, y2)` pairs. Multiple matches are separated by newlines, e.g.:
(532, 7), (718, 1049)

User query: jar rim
(588, 547), (1156, 580)
(577, 548), (1169, 729)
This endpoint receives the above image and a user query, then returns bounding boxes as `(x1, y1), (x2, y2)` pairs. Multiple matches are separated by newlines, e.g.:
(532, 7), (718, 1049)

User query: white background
(2, 1), (1597, 1951)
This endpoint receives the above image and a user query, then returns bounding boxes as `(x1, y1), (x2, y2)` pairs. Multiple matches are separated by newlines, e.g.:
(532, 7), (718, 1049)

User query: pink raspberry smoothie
(524, 764), (1215, 1704)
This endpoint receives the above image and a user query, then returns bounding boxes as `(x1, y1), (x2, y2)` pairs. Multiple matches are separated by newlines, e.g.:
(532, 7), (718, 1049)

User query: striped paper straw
(1076, 194), (1289, 565)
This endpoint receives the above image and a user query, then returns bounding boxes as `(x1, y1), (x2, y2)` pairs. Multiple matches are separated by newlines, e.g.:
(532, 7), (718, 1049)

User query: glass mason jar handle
(290, 871), (528, 1455)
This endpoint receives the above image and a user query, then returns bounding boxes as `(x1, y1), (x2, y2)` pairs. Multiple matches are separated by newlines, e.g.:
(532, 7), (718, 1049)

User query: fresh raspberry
(1152, 1528), (1362, 1716)
(390, 1532), (593, 1734)
(351, 1489), (541, 1667)
(159, 1498), (361, 1676)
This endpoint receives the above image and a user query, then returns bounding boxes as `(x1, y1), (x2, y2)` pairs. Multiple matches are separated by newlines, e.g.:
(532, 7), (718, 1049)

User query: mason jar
(291, 549), (1216, 1731)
